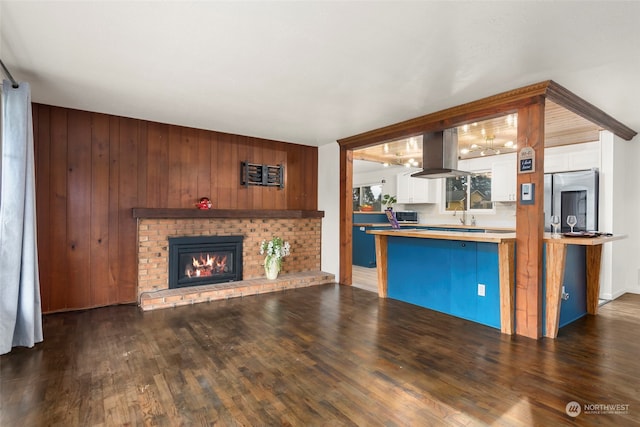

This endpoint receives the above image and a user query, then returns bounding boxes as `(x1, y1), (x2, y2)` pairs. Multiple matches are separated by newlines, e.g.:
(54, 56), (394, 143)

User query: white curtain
(0, 80), (43, 354)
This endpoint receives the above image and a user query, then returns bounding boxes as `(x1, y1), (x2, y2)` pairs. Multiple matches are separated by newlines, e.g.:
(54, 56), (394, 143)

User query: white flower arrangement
(259, 236), (291, 270)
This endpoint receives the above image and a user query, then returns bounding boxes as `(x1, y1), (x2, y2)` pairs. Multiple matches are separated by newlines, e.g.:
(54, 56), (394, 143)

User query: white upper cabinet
(568, 145), (600, 171)
(544, 141), (600, 173)
(491, 156), (517, 202)
(396, 170), (439, 204)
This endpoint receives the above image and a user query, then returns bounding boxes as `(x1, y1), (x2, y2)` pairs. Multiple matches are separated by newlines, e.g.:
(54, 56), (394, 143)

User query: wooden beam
(337, 80), (636, 151)
(515, 100), (546, 339)
(546, 81), (637, 141)
(337, 86), (546, 150)
(339, 147), (353, 285)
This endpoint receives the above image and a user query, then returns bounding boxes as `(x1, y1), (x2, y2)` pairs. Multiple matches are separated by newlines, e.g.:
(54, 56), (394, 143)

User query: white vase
(264, 256), (280, 280)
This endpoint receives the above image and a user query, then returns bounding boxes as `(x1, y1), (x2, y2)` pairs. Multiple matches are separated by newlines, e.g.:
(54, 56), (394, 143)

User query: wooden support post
(374, 235), (388, 298)
(544, 241), (567, 338)
(586, 244), (604, 314)
(515, 99), (546, 339)
(339, 148), (353, 285)
(498, 240), (515, 334)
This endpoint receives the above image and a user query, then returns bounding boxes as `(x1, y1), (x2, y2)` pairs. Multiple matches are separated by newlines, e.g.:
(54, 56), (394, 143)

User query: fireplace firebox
(168, 235), (243, 289)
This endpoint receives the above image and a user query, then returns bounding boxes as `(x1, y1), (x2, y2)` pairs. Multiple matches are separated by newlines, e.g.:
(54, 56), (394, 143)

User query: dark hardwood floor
(2, 285), (639, 426)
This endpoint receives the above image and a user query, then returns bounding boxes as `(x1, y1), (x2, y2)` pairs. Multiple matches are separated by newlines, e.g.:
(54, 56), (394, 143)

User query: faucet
(459, 210), (467, 225)
(453, 208), (467, 225)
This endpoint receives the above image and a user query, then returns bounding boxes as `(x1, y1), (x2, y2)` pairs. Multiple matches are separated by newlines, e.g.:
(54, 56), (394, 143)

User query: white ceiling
(1, 1), (638, 147)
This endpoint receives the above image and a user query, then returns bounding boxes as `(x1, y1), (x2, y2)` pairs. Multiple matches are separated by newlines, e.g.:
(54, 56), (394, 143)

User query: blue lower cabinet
(353, 213), (387, 223)
(352, 226), (376, 267)
(475, 243), (501, 328)
(449, 241), (477, 320)
(542, 244), (587, 331)
(387, 237), (500, 329)
(352, 213), (390, 268)
(387, 237), (451, 312)
(558, 245), (587, 326)
(385, 235), (587, 331)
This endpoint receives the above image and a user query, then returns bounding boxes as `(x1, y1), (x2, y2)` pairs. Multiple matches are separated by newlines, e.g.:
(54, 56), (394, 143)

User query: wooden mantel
(337, 80), (636, 340)
(132, 208), (324, 219)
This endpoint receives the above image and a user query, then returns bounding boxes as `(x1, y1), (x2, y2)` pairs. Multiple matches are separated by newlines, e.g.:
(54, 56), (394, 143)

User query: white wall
(600, 131), (615, 299)
(318, 143), (340, 277)
(601, 131), (640, 297)
(615, 133), (640, 295)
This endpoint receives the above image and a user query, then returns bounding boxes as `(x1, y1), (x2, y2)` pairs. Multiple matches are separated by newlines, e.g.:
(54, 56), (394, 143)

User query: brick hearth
(135, 213), (332, 310)
(139, 271), (335, 311)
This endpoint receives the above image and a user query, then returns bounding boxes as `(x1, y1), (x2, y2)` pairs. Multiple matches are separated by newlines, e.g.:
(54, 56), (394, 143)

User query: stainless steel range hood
(411, 129), (470, 178)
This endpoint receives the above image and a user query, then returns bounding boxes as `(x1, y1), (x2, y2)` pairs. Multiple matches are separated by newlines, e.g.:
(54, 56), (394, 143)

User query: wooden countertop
(353, 222), (418, 227)
(354, 223), (515, 231)
(367, 229), (516, 243)
(544, 233), (627, 246)
(424, 224), (515, 231)
(368, 229), (626, 245)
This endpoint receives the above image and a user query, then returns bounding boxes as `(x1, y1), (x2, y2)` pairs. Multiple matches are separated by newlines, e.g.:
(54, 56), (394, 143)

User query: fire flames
(185, 253), (228, 278)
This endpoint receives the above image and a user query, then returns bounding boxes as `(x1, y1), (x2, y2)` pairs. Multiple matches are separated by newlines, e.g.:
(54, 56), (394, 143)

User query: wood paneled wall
(32, 104), (318, 313)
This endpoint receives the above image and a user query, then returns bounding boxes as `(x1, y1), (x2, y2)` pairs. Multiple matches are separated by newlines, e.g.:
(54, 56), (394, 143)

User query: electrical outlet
(478, 284), (486, 297)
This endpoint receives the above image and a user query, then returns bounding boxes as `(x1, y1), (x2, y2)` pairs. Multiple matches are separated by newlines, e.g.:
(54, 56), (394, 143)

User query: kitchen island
(368, 229), (624, 337)
(352, 213), (512, 268)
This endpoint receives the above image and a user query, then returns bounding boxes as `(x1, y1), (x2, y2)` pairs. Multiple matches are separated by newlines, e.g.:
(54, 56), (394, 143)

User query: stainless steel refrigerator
(544, 169), (599, 232)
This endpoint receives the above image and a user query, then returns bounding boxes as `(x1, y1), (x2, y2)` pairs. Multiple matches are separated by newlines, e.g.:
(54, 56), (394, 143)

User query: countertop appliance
(544, 169), (598, 232)
(395, 211), (418, 223)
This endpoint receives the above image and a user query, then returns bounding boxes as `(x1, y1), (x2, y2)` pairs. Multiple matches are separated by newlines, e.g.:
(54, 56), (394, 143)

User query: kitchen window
(353, 184), (383, 211)
(445, 172), (493, 211)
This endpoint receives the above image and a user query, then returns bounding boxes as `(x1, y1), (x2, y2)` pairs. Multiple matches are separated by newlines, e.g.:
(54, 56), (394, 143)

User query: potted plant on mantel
(382, 194), (397, 211)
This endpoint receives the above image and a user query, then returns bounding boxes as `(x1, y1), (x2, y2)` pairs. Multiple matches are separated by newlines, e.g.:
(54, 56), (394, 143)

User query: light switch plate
(478, 283), (486, 297)
(521, 183), (535, 205)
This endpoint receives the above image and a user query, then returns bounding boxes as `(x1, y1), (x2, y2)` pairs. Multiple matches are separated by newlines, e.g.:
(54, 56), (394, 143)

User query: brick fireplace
(168, 235), (244, 288)
(134, 209), (333, 310)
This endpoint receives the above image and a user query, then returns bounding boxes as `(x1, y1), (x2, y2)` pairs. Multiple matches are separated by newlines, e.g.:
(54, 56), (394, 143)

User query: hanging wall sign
(518, 147), (535, 174)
